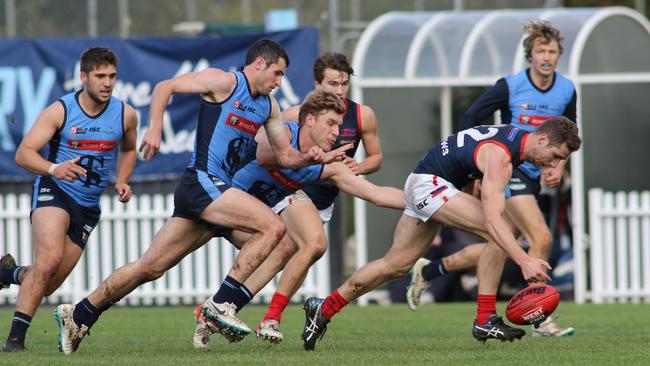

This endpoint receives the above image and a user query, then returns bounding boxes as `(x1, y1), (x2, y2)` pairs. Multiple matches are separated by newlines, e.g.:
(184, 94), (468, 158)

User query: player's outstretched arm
(141, 68), (235, 160)
(477, 144), (551, 283)
(15, 101), (87, 182)
(115, 104), (139, 203)
(322, 161), (404, 209)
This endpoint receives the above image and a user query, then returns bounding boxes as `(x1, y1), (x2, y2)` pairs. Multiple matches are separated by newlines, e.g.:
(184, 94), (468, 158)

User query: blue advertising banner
(0, 28), (318, 181)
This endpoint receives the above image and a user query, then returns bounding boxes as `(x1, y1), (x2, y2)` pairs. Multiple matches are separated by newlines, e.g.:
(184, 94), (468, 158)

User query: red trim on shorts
(433, 175), (438, 186)
(473, 140), (512, 168)
(443, 196), (448, 202)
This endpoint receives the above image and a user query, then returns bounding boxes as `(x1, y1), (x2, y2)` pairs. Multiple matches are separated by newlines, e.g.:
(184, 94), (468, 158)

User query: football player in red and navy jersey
(301, 117), (581, 350)
(407, 19), (577, 337)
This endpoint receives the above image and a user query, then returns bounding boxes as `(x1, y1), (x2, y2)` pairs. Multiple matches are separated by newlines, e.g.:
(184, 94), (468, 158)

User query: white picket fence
(587, 189), (650, 303)
(0, 193), (330, 306)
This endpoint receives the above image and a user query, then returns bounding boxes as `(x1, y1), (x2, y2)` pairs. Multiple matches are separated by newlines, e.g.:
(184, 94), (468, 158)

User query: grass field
(0, 302), (648, 365)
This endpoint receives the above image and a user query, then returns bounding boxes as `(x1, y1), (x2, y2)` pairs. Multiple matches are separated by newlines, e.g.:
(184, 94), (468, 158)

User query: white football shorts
(403, 173), (460, 222)
(271, 189), (334, 223)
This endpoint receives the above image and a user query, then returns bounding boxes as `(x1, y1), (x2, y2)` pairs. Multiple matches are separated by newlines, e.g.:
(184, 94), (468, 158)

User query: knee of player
(266, 218), (287, 242)
(137, 261), (166, 282)
(33, 258), (63, 277)
(306, 237), (328, 260)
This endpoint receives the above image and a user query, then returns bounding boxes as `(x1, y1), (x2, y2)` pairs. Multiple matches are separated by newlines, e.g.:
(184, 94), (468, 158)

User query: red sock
(263, 291), (290, 322)
(476, 294), (497, 324)
(321, 290), (349, 320)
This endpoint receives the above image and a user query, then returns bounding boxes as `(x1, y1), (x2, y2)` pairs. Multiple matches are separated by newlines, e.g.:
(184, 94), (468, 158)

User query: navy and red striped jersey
(413, 125), (528, 189)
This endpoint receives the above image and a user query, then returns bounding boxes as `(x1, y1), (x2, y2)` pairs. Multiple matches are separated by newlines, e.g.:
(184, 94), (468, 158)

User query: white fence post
(587, 188), (650, 303)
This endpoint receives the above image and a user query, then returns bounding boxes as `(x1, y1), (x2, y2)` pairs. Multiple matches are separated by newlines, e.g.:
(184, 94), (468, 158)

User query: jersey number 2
(456, 127), (498, 147)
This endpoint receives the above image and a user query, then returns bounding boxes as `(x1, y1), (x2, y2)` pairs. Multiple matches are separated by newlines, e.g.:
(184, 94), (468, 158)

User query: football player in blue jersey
(241, 53), (384, 343)
(191, 89), (398, 347)
(301, 118), (581, 350)
(0, 47), (138, 352)
(407, 19), (577, 337)
(53, 40), (351, 354)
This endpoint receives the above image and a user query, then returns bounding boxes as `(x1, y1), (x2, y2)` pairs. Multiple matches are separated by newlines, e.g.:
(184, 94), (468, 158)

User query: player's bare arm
(476, 143), (551, 283)
(115, 104), (138, 203)
(15, 101), (87, 182)
(280, 105), (299, 122)
(140, 68), (236, 160)
(321, 161), (404, 210)
(261, 97), (352, 169)
(348, 105), (382, 175)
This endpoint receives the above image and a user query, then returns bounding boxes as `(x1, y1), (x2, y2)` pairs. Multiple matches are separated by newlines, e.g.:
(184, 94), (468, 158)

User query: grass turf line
(0, 302), (648, 365)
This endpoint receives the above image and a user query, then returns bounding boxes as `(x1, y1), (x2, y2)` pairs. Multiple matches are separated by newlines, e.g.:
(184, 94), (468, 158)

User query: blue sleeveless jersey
(232, 122), (324, 207)
(190, 71), (271, 184)
(302, 98), (363, 210)
(413, 125), (528, 189)
(47, 90), (124, 207)
(504, 70), (575, 178)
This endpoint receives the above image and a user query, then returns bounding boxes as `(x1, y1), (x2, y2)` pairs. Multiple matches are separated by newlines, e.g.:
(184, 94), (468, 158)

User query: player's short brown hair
(80, 47), (118, 73)
(313, 53), (354, 83)
(535, 116), (581, 152)
(522, 19), (564, 62)
(245, 39), (290, 68)
(298, 90), (345, 126)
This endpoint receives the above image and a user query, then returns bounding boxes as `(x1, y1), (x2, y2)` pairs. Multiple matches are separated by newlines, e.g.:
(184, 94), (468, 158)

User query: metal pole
(87, 0), (97, 37)
(185, 0), (197, 22)
(329, 0), (339, 51)
(118, 0), (130, 38)
(351, 0), (360, 21)
(5, 0), (16, 37)
(635, 0), (646, 16)
(241, 0), (251, 25)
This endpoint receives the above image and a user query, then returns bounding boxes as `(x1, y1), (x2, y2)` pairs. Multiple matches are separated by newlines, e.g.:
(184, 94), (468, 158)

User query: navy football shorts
(31, 176), (101, 249)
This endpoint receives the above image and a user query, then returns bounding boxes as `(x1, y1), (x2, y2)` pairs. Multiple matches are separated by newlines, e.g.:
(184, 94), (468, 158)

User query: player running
(53, 40), (348, 355)
(250, 52), (383, 343)
(192, 89), (398, 347)
(1, 47), (138, 352)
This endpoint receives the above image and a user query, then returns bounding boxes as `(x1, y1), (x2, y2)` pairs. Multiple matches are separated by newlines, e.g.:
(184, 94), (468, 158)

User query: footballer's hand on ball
(520, 257), (552, 283)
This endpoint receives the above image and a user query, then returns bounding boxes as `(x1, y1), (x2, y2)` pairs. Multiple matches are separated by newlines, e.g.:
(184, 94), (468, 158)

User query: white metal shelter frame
(350, 7), (650, 304)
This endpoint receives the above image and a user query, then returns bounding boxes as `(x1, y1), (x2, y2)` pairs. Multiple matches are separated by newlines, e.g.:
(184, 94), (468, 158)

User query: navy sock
(212, 275), (253, 312)
(73, 298), (104, 329)
(0, 266), (23, 286)
(421, 259), (448, 281)
(7, 311), (31, 344)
